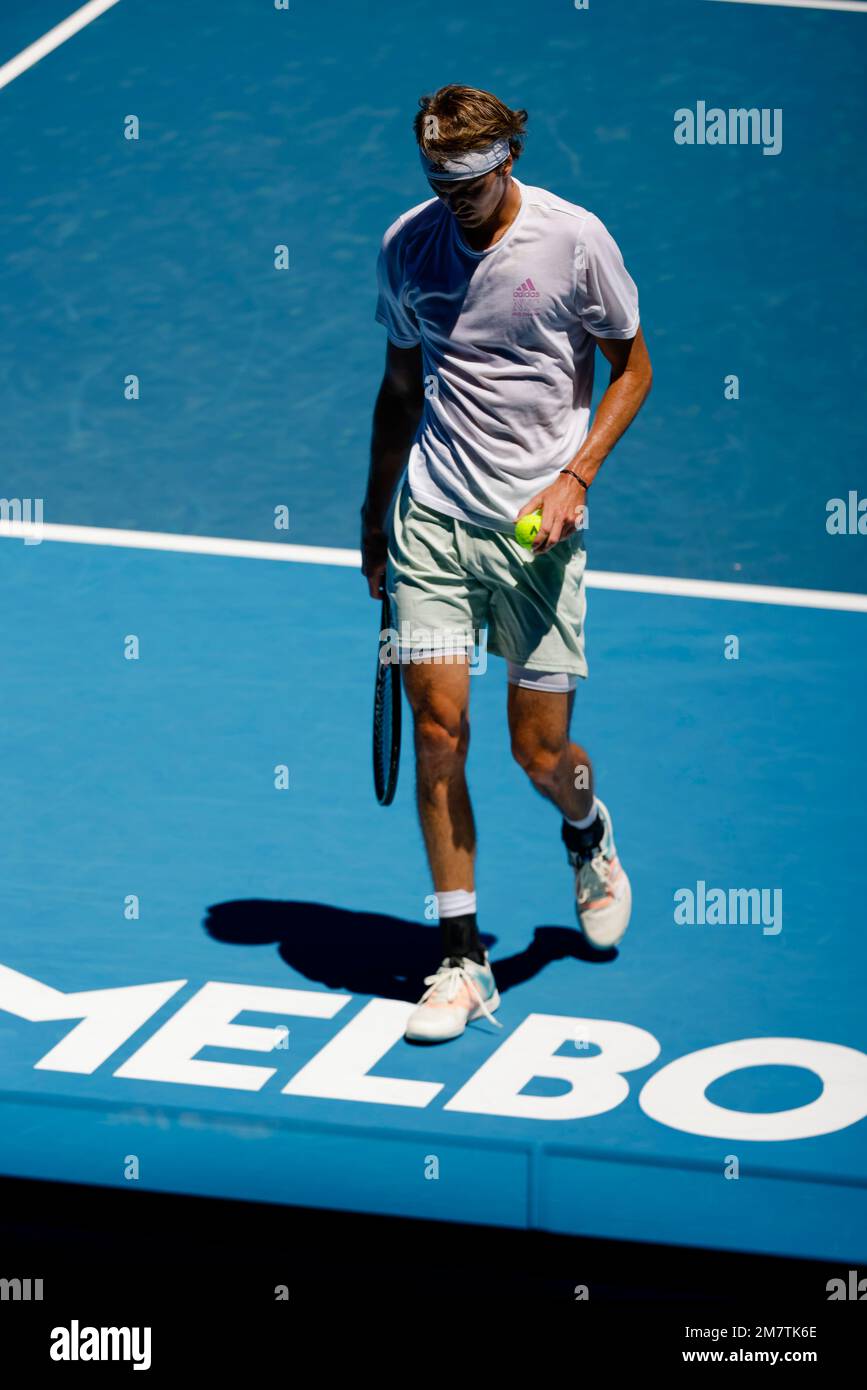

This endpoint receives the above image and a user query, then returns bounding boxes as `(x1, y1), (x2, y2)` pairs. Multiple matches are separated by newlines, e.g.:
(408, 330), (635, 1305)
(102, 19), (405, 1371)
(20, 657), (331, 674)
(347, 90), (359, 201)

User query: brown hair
(413, 85), (528, 164)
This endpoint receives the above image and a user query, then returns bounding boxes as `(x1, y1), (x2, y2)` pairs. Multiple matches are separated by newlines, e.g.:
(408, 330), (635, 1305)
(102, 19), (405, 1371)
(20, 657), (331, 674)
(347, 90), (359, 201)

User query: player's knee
(511, 732), (560, 790)
(414, 706), (468, 774)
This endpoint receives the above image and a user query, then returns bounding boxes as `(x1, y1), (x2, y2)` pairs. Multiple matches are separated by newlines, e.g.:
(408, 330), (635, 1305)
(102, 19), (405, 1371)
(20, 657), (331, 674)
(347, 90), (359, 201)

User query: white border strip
(1, 520), (865, 612)
(708, 0), (867, 12)
(0, 0), (124, 93)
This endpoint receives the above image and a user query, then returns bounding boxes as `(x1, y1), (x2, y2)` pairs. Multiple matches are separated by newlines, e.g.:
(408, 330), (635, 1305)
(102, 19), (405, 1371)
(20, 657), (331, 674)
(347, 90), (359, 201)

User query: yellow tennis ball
(515, 509), (543, 551)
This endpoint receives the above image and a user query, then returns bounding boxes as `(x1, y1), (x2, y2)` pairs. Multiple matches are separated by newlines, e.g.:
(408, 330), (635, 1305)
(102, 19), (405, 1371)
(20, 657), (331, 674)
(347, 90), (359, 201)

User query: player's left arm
(519, 327), (653, 551)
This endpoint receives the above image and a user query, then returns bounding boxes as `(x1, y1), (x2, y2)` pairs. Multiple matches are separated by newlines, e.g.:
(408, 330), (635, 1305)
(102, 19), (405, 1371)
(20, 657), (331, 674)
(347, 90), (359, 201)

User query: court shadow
(203, 900), (616, 1002)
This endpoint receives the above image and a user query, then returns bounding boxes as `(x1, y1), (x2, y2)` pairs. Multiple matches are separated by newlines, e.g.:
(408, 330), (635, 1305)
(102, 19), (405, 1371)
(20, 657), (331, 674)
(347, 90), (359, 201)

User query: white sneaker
(404, 953), (502, 1043)
(566, 799), (632, 949)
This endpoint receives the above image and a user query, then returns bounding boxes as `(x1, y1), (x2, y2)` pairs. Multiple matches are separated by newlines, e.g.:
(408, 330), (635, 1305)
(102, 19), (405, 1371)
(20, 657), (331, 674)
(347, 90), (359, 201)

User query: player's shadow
(203, 899), (615, 1002)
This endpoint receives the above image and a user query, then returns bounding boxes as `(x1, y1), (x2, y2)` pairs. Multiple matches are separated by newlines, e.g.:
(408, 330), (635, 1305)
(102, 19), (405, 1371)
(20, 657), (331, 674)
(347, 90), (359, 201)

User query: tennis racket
(372, 592), (401, 805)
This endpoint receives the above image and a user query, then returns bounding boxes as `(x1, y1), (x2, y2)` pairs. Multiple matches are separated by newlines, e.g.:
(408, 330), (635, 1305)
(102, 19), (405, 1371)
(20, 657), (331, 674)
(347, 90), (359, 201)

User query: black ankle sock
(561, 810), (603, 858)
(440, 912), (485, 967)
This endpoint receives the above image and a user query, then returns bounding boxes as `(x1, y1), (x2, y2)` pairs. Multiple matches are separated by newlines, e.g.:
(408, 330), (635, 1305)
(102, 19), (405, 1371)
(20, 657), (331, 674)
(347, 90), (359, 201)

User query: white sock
(564, 799), (598, 831)
(435, 889), (477, 918)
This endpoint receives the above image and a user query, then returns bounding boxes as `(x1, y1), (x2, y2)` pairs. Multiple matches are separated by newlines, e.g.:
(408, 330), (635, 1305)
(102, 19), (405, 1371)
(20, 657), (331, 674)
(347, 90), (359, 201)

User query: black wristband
(560, 468), (590, 490)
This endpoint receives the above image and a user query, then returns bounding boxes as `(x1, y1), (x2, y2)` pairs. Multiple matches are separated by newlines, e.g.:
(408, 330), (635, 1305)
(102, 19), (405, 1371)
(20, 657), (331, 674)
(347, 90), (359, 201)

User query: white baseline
(0, 0), (124, 93)
(1, 520), (865, 613)
(708, 0), (867, 13)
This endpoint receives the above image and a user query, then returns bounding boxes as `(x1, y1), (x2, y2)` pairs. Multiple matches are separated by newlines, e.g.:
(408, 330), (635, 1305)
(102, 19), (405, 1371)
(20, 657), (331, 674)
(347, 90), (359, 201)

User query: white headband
(419, 137), (510, 183)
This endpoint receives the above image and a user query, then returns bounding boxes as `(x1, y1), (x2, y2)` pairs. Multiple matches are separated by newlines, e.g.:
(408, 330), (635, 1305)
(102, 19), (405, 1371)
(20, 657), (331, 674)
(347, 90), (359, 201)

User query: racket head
(373, 593), (401, 805)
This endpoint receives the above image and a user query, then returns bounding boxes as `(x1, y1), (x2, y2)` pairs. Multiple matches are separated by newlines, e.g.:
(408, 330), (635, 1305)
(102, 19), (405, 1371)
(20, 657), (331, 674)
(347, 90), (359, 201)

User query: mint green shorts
(386, 483), (588, 685)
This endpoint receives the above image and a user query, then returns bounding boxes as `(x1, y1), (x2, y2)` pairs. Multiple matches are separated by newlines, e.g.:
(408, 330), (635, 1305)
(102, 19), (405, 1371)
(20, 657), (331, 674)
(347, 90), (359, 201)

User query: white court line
(708, 0), (867, 12)
(0, 522), (360, 567)
(1, 520), (865, 612)
(0, 0), (124, 92)
(583, 568), (867, 612)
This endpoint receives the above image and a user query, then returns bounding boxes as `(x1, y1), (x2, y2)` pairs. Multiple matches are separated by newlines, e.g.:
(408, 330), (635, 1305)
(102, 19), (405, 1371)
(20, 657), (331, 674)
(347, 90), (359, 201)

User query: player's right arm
(361, 340), (424, 599)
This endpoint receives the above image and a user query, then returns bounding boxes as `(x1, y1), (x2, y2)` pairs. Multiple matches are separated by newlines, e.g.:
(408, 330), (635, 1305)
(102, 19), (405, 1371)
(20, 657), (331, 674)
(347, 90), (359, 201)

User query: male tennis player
(361, 85), (652, 1043)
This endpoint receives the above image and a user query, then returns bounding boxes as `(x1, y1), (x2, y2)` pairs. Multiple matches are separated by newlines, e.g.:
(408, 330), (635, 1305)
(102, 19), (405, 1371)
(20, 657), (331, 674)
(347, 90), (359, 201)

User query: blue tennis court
(0, 0), (865, 1323)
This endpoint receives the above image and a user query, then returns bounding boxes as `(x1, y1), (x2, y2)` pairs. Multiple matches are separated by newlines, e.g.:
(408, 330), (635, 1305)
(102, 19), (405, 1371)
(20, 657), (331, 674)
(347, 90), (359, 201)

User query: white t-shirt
(375, 177), (640, 532)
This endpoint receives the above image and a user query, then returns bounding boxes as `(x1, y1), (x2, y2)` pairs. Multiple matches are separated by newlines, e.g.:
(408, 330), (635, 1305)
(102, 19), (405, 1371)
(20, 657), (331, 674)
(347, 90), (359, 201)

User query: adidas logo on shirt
(512, 277), (541, 315)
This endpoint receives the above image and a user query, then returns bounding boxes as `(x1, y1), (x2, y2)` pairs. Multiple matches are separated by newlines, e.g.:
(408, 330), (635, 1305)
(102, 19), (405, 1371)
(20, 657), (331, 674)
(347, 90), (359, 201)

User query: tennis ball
(514, 509), (543, 551)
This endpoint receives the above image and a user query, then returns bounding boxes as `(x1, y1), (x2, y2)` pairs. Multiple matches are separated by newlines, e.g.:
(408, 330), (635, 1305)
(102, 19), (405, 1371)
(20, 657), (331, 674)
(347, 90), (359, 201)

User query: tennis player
(361, 85), (652, 1043)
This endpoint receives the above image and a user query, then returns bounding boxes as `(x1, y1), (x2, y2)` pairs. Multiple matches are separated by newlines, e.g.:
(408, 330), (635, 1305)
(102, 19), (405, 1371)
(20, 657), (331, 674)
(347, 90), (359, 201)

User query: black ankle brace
(440, 912), (485, 966)
(561, 812), (603, 861)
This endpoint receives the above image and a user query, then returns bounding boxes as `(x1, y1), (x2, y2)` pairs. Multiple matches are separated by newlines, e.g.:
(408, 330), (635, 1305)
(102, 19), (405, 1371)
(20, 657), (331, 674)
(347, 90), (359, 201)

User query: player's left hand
(516, 473), (588, 553)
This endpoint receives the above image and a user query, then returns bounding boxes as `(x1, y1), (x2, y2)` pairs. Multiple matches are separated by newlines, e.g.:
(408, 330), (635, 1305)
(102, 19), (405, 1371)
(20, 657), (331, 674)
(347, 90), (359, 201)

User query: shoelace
(577, 850), (613, 903)
(419, 962), (503, 1028)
